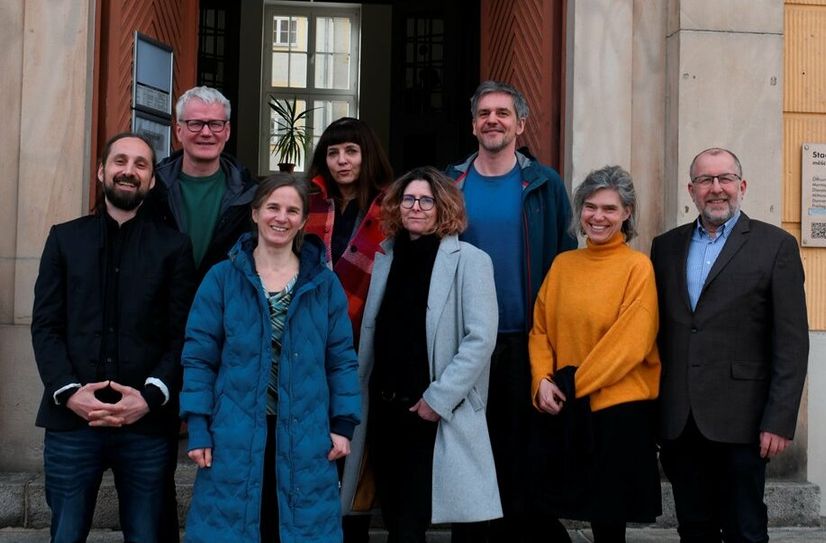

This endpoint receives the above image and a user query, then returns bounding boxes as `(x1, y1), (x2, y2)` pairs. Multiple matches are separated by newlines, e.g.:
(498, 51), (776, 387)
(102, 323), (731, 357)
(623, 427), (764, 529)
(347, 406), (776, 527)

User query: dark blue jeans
(44, 427), (173, 543)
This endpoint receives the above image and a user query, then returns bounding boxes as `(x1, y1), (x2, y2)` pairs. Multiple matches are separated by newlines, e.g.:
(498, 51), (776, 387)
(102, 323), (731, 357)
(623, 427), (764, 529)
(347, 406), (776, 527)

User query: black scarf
(371, 232), (440, 403)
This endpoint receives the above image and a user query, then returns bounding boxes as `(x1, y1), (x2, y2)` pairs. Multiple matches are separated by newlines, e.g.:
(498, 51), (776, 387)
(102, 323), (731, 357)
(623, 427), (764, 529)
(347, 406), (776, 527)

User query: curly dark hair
(381, 166), (467, 239)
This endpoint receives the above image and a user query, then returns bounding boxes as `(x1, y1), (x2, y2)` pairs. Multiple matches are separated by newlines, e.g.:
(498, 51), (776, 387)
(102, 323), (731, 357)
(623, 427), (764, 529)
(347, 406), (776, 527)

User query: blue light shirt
(460, 163), (526, 332)
(686, 210), (741, 310)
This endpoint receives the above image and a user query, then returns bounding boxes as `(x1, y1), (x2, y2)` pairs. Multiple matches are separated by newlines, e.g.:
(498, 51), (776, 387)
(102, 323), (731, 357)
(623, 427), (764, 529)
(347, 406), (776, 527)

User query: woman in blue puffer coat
(180, 174), (361, 543)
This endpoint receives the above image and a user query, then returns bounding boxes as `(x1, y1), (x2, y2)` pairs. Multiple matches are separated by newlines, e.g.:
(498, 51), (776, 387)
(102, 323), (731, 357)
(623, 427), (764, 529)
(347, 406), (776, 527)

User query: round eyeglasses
(401, 195), (436, 211)
(180, 119), (229, 133)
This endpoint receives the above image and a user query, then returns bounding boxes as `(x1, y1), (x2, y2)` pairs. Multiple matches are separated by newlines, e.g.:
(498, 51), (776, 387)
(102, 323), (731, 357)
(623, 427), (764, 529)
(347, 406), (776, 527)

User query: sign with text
(132, 33), (173, 118)
(801, 143), (826, 247)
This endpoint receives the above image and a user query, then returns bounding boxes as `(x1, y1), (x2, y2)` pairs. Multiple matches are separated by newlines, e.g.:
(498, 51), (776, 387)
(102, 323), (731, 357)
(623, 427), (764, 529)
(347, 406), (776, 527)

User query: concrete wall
(809, 332), (826, 515)
(0, 0), (95, 471)
(564, 0), (667, 252)
(665, 0), (783, 231)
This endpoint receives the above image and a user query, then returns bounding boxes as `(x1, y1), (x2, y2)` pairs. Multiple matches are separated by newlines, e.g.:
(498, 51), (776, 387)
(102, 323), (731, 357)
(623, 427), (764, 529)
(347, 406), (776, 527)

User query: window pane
(271, 16), (309, 88)
(271, 52), (307, 88)
(315, 17), (351, 89)
(269, 98), (309, 172)
(311, 100), (351, 152)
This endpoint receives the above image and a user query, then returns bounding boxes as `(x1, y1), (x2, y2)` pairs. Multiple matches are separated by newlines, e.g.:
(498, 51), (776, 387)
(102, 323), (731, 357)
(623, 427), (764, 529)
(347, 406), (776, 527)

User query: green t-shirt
(178, 170), (227, 267)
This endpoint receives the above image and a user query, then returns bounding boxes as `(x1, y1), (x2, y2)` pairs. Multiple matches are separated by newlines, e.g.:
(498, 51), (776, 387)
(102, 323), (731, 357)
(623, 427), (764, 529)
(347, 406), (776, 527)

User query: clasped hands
(66, 380), (149, 427)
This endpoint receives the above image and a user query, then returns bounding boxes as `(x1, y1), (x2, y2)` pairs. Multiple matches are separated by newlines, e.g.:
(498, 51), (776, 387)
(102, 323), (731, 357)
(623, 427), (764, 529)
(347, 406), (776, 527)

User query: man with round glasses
(652, 147), (808, 542)
(149, 86), (257, 283)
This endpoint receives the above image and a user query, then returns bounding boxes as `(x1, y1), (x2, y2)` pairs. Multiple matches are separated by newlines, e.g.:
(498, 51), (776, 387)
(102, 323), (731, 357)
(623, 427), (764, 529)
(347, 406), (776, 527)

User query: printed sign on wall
(801, 143), (826, 247)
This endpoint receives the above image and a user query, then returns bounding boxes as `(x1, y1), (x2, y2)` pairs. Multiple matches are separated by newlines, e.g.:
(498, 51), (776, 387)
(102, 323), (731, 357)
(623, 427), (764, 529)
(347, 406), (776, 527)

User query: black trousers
(371, 397), (438, 543)
(369, 398), (491, 543)
(484, 333), (570, 543)
(660, 415), (768, 543)
(260, 415), (281, 543)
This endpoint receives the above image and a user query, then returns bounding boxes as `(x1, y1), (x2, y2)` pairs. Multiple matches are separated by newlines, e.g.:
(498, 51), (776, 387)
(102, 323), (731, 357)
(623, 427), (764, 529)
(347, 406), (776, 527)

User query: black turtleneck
(371, 232), (440, 403)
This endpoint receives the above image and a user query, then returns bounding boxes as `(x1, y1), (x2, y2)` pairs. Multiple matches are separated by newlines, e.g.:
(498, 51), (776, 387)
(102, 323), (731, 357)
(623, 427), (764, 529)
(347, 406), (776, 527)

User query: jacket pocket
(467, 387), (485, 411)
(731, 361), (768, 380)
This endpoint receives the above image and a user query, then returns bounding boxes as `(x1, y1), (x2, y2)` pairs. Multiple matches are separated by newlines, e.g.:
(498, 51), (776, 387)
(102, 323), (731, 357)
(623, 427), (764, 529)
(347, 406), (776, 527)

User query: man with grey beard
(31, 132), (195, 543)
(652, 147), (808, 542)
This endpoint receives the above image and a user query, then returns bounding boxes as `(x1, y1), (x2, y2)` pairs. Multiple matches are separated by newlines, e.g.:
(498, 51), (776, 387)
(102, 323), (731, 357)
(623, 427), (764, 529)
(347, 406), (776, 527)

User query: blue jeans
(44, 427), (173, 543)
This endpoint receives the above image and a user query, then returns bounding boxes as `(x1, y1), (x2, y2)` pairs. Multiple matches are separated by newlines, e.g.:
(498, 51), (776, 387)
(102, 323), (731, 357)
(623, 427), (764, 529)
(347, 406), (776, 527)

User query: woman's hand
(188, 447), (213, 468)
(409, 398), (441, 422)
(536, 378), (566, 415)
(328, 433), (351, 461)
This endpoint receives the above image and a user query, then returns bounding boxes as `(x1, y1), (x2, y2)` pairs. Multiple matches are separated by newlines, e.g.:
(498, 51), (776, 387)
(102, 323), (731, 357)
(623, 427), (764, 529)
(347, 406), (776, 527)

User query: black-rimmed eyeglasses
(179, 119), (229, 133)
(401, 195), (436, 211)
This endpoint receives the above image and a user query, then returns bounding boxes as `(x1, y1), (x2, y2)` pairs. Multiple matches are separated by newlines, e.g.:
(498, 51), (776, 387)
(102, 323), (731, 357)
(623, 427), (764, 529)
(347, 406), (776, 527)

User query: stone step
(0, 468), (820, 530)
(2, 527), (826, 543)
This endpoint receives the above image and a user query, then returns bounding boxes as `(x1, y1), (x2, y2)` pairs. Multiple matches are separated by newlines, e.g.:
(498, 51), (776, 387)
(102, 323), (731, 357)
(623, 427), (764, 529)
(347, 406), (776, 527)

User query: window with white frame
(273, 17), (298, 47)
(261, 4), (360, 174)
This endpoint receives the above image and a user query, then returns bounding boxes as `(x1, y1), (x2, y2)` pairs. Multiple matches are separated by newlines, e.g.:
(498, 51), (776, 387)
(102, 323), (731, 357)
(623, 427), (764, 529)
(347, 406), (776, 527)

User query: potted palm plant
(269, 96), (313, 173)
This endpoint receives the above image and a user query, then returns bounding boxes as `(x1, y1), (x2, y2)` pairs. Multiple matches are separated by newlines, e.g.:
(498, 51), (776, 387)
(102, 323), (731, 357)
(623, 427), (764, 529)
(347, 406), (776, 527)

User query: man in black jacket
(31, 132), (196, 543)
(652, 147), (808, 542)
(148, 86), (257, 283)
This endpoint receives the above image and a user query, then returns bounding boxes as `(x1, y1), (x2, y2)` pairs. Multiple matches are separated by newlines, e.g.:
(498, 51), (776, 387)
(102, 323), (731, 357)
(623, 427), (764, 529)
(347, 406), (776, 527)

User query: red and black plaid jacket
(305, 175), (385, 344)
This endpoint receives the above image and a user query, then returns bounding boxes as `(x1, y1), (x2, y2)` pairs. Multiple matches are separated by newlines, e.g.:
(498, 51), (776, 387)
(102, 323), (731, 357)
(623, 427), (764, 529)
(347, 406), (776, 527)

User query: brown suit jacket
(651, 213), (808, 444)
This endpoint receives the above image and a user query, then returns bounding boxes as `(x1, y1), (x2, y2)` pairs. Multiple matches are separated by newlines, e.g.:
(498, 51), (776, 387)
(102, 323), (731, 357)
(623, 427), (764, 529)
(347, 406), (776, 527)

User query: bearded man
(31, 132), (196, 543)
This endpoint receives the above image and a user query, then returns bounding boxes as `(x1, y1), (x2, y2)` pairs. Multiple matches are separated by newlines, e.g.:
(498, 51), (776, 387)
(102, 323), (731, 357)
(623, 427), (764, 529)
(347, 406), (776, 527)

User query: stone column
(665, 0), (783, 229)
(0, 0), (94, 471)
(564, 0), (667, 251)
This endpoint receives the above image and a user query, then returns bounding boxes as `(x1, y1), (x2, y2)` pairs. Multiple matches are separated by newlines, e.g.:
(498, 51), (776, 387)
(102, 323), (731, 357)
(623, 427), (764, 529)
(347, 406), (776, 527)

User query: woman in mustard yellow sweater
(528, 165), (661, 542)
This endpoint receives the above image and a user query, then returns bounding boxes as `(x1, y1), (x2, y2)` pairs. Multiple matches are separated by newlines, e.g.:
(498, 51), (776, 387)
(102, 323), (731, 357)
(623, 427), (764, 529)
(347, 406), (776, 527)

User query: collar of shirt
(692, 210), (741, 243)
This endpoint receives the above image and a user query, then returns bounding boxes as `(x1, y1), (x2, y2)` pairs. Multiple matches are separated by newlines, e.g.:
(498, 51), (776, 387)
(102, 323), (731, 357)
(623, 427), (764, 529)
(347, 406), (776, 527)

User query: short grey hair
(175, 86), (231, 120)
(689, 147), (743, 179)
(470, 80), (529, 120)
(571, 165), (638, 242)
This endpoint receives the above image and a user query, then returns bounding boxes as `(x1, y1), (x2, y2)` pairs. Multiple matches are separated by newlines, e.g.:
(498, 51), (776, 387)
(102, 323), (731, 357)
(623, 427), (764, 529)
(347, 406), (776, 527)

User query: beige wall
(564, 0), (666, 252)
(665, 0), (783, 231)
(0, 1), (24, 326)
(0, 0), (95, 470)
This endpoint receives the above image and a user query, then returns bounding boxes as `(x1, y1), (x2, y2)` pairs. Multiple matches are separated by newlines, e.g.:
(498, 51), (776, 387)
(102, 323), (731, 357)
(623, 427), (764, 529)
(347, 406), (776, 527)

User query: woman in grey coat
(340, 166), (502, 542)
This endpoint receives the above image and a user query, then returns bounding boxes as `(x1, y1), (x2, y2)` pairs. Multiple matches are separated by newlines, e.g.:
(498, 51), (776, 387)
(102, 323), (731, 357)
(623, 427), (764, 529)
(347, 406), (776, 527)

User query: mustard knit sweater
(529, 232), (661, 412)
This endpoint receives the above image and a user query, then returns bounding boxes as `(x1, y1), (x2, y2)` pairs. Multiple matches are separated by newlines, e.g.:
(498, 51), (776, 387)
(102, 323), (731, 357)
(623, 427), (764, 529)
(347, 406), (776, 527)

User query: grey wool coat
(340, 234), (503, 523)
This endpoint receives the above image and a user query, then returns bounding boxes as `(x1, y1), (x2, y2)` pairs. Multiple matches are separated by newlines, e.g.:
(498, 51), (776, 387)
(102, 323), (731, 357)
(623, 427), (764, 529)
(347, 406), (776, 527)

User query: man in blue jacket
(31, 132), (196, 543)
(446, 81), (576, 542)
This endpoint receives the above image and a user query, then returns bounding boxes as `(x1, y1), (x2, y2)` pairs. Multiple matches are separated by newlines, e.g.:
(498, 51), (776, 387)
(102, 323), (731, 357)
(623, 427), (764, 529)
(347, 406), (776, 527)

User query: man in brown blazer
(651, 147), (809, 543)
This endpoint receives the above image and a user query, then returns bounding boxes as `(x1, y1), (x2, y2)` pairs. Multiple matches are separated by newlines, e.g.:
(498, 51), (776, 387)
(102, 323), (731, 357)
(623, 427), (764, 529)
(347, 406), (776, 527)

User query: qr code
(813, 222), (826, 239)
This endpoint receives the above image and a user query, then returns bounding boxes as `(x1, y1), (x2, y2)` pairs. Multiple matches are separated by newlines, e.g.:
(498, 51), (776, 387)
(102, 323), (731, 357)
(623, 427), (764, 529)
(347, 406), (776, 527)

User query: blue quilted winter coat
(180, 233), (360, 542)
